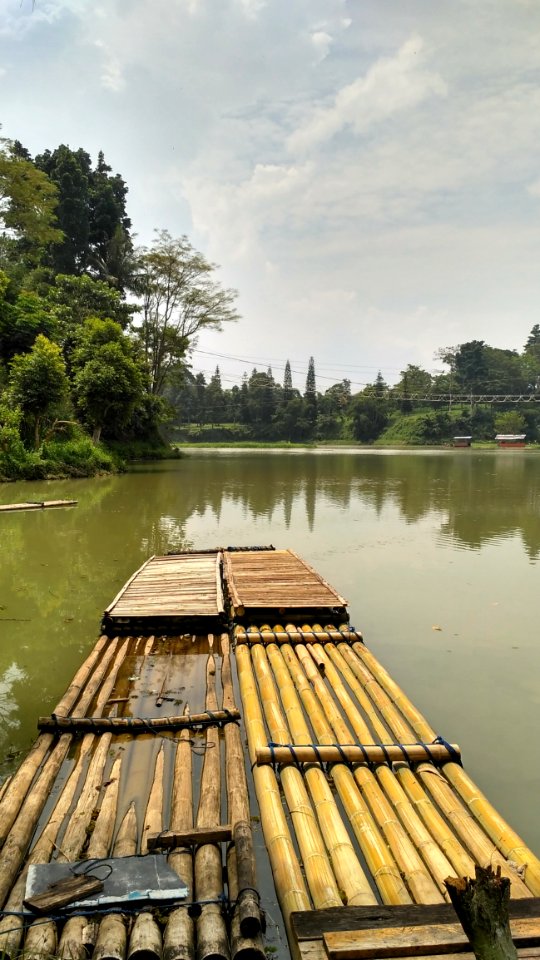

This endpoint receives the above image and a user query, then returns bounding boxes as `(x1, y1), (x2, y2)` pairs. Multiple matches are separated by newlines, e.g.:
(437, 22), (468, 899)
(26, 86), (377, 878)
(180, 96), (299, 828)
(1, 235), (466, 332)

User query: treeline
(0, 136), (237, 479)
(169, 335), (540, 445)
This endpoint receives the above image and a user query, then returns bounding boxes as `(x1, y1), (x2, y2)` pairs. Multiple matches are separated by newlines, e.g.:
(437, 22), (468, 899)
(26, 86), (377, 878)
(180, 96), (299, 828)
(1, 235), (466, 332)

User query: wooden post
(445, 866), (519, 960)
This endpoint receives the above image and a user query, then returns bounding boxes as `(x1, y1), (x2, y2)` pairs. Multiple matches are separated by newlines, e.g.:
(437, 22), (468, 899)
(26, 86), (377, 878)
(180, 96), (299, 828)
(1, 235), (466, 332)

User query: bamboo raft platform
(1, 549), (539, 960)
(0, 499), (77, 513)
(103, 553), (226, 634)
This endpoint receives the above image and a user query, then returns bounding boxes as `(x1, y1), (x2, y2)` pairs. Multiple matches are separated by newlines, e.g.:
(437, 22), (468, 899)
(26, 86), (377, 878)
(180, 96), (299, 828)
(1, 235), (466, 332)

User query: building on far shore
(453, 436), (472, 448)
(495, 434), (526, 448)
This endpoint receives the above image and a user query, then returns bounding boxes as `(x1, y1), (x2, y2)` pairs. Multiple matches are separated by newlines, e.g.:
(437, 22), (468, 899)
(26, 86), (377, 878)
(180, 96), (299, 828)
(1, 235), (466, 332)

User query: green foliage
(34, 145), (132, 283)
(136, 230), (239, 394)
(71, 318), (144, 442)
(494, 410), (526, 435)
(46, 273), (136, 334)
(0, 273), (57, 362)
(350, 394), (388, 442)
(377, 410), (451, 445)
(0, 141), (63, 266)
(9, 335), (70, 447)
(40, 434), (115, 475)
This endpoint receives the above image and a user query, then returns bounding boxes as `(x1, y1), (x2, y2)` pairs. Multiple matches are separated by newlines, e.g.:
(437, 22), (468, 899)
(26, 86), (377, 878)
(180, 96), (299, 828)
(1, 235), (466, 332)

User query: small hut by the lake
(495, 433), (526, 448)
(453, 436), (472, 448)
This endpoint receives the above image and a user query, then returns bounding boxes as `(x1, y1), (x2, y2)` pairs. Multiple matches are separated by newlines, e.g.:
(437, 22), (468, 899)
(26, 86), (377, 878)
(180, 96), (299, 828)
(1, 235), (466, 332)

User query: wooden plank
(323, 918), (540, 959)
(299, 947), (540, 960)
(292, 902), (540, 942)
(146, 825), (232, 850)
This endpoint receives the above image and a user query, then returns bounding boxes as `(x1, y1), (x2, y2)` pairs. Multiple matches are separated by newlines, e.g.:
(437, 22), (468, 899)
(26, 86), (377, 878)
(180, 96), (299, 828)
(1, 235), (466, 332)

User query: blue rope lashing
(433, 735), (462, 765)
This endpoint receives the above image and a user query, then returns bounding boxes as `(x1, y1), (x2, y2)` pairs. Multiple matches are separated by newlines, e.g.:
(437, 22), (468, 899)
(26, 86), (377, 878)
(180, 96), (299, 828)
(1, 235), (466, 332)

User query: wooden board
(224, 549), (347, 611)
(105, 553), (224, 622)
(292, 900), (540, 942)
(300, 946), (540, 960)
(323, 917), (540, 958)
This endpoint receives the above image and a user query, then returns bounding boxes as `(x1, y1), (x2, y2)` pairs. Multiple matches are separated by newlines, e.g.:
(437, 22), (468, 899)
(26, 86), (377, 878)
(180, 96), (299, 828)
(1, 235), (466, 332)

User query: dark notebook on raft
(24, 855), (188, 913)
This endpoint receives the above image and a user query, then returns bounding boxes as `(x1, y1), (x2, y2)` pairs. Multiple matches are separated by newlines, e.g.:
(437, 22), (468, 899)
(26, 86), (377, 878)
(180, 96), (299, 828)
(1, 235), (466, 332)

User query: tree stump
(445, 865), (518, 960)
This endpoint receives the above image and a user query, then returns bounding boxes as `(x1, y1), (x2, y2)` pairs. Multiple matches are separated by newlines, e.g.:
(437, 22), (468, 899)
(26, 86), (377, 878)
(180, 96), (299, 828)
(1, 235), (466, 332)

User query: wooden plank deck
(224, 548), (347, 617)
(103, 553), (225, 632)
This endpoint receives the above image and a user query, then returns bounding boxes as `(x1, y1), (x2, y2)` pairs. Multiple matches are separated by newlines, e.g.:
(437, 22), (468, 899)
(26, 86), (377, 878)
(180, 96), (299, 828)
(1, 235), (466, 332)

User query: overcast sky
(2, 0), (540, 390)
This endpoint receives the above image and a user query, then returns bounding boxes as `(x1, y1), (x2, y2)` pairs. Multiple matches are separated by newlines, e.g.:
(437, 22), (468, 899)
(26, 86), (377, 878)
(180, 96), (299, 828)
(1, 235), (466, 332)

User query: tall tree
(283, 359), (293, 402)
(304, 355), (317, 425)
(9, 335), (70, 447)
(136, 230), (239, 395)
(0, 140), (62, 266)
(71, 318), (144, 443)
(34, 145), (132, 283)
(206, 366), (224, 424)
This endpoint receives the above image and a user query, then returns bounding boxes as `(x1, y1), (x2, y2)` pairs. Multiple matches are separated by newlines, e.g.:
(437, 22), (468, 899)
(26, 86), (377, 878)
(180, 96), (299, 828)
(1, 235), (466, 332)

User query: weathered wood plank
(323, 917), (540, 958)
(291, 902), (540, 941)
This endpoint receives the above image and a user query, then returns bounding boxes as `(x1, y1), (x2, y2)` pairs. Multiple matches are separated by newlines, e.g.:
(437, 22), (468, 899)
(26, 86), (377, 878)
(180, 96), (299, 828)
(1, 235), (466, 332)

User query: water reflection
(0, 450), (538, 765)
(134, 451), (539, 560)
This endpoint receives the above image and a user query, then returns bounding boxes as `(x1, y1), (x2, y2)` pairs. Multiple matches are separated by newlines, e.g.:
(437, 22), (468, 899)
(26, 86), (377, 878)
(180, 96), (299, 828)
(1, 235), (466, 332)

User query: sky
(1, 0), (540, 391)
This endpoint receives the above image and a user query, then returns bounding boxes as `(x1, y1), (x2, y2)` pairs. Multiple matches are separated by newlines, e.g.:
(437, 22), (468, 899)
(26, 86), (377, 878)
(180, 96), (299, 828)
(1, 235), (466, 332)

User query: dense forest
(168, 333), (540, 445)
(0, 136), (237, 479)
(1, 132), (539, 481)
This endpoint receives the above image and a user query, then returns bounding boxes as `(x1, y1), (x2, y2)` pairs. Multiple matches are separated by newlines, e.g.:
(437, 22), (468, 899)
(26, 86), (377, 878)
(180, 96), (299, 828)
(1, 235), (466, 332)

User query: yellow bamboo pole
(279, 640), (411, 905)
(336, 641), (416, 743)
(321, 641), (392, 743)
(442, 763), (540, 896)
(348, 640), (540, 895)
(235, 642), (310, 954)
(308, 627), (458, 901)
(293, 632), (442, 903)
(251, 642), (342, 910)
(374, 763), (459, 894)
(265, 638), (376, 907)
(415, 763), (530, 896)
(394, 763), (477, 877)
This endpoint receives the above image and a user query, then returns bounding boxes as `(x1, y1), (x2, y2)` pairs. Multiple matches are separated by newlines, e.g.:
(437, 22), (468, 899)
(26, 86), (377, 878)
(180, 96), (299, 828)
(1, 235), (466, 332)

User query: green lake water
(1, 448), (539, 860)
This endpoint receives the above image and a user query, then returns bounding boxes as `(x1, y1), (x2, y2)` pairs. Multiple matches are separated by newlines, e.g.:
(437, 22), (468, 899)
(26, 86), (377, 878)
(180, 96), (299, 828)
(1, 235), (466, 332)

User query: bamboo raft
(0, 548), (539, 960)
(0, 499), (77, 512)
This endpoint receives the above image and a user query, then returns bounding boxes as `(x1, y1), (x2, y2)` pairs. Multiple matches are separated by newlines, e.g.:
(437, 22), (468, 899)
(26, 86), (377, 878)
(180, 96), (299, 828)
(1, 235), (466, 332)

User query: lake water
(1, 448), (539, 860)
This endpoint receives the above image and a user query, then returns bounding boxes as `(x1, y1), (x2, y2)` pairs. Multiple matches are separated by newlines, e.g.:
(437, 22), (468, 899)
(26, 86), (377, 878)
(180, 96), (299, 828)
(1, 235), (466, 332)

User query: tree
(0, 274), (57, 363)
(350, 391), (388, 442)
(206, 366), (224, 424)
(283, 360), (293, 402)
(454, 341), (488, 392)
(34, 145), (132, 283)
(304, 356), (317, 426)
(71, 318), (144, 443)
(46, 273), (136, 336)
(494, 410), (526, 435)
(9, 335), (70, 447)
(136, 231), (239, 395)
(0, 140), (63, 266)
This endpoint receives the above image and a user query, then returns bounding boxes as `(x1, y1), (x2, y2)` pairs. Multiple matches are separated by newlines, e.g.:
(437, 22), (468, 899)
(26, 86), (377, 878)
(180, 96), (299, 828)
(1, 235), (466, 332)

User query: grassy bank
(0, 437), (180, 482)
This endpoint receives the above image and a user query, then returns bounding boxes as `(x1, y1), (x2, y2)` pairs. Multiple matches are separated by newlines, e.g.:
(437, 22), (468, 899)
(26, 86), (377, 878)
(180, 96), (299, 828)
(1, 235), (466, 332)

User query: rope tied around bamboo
(255, 740), (462, 769)
(37, 708), (241, 734)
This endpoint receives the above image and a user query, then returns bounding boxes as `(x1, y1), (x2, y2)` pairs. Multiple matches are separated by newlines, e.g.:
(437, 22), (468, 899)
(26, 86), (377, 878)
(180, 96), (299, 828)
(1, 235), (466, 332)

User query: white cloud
(288, 35), (447, 154)
(311, 30), (333, 62)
